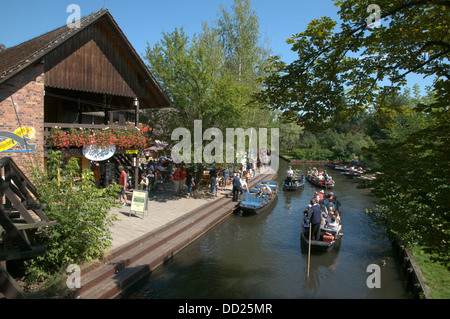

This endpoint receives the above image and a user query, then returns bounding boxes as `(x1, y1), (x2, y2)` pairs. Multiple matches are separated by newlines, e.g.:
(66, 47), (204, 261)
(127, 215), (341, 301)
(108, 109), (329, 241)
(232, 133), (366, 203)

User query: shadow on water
(119, 161), (412, 299)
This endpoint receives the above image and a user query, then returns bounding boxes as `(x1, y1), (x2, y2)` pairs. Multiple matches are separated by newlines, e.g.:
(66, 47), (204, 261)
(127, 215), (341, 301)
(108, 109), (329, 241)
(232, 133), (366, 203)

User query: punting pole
(307, 224), (312, 281)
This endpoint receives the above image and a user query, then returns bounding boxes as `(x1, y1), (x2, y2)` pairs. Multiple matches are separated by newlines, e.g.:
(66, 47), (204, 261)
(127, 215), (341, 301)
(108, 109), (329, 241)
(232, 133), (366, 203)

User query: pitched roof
(0, 9), (171, 107)
(0, 9), (106, 83)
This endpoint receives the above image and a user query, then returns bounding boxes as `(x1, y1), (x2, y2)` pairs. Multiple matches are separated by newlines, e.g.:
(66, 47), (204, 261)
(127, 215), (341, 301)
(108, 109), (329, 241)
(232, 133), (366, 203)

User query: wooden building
(0, 9), (171, 187)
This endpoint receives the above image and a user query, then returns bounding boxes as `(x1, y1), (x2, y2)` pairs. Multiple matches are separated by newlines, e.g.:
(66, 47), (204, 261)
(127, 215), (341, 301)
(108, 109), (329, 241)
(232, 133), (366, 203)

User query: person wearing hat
(232, 173), (241, 202)
(318, 189), (325, 199)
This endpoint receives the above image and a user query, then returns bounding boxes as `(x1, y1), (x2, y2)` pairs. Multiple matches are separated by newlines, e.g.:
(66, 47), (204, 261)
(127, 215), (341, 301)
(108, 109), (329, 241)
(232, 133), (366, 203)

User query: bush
(289, 148), (334, 160)
(24, 151), (121, 284)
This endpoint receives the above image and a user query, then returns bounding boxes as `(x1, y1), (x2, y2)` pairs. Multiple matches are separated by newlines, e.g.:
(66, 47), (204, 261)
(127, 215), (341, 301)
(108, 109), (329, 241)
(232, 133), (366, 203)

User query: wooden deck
(74, 168), (277, 299)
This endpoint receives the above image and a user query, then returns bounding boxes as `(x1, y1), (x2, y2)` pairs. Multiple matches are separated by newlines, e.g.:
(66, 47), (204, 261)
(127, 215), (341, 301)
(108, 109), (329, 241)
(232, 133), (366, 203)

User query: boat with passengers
(283, 170), (305, 191)
(306, 168), (335, 189)
(300, 192), (342, 252)
(239, 180), (278, 214)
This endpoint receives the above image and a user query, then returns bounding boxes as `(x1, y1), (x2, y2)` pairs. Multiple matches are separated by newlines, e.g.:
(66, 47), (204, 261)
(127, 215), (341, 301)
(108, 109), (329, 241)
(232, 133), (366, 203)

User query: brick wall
(0, 64), (45, 177)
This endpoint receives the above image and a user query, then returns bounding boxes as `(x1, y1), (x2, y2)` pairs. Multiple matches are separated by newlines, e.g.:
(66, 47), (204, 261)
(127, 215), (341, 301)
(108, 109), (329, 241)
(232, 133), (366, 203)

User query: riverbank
(279, 154), (330, 165)
(72, 167), (277, 299)
(408, 246), (450, 299)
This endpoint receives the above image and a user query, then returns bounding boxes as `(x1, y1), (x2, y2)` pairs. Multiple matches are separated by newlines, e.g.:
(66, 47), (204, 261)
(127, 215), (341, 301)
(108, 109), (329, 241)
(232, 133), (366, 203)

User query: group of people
(116, 154), (264, 204)
(138, 160), (196, 198)
(306, 167), (334, 183)
(211, 162), (255, 200)
(304, 190), (341, 241)
(230, 171), (252, 202)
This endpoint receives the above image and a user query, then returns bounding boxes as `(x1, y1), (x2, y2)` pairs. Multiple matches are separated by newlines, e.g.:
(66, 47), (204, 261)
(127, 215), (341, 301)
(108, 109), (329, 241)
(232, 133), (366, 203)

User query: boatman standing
(286, 166), (294, 185)
(308, 199), (322, 241)
(232, 173), (241, 202)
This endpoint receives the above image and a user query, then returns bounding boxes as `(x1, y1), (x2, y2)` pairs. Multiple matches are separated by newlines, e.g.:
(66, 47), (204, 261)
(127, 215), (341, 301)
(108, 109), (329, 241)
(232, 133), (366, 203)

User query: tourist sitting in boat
(326, 215), (341, 237)
(335, 210), (341, 225)
(262, 184), (273, 198)
(328, 202), (335, 214)
(318, 190), (325, 200)
(319, 199), (328, 216)
(313, 191), (320, 202)
(327, 216), (339, 230)
(327, 192), (340, 210)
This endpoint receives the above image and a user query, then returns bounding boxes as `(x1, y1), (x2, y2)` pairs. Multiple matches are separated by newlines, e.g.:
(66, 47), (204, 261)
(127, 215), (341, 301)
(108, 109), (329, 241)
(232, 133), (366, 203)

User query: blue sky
(1, 0), (341, 64)
(0, 0), (433, 92)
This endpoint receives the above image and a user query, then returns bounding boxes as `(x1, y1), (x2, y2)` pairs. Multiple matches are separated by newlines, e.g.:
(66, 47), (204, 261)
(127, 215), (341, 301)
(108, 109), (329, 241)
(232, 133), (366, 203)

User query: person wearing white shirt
(240, 178), (249, 194)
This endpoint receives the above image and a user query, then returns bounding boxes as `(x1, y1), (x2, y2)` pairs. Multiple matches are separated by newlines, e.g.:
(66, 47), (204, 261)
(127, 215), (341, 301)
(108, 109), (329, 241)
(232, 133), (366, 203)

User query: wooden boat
(333, 165), (348, 171)
(305, 174), (335, 188)
(239, 181), (278, 214)
(325, 161), (341, 168)
(283, 170), (305, 191)
(300, 221), (342, 253)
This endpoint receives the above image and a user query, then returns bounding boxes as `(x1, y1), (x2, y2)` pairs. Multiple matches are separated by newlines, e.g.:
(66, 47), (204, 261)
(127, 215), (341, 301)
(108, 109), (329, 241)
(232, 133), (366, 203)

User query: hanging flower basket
(46, 127), (151, 150)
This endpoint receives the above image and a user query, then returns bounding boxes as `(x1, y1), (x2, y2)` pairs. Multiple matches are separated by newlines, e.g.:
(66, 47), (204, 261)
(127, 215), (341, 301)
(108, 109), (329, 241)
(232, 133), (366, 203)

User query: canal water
(119, 161), (412, 299)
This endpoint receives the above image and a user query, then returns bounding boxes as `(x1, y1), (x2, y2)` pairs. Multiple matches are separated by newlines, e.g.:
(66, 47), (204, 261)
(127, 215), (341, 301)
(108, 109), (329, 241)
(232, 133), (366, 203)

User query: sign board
(0, 127), (36, 153)
(82, 144), (116, 161)
(126, 150), (139, 155)
(130, 190), (148, 218)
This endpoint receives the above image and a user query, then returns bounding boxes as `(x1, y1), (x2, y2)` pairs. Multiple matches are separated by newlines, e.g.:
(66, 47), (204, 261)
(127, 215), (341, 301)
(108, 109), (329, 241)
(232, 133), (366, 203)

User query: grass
(409, 246), (450, 299)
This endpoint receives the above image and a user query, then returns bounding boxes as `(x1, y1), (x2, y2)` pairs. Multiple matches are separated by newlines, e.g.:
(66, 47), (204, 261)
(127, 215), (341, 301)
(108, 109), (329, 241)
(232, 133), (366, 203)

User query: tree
(143, 0), (276, 178)
(253, 0), (449, 131)
(366, 99), (449, 268)
(25, 151), (121, 284)
(279, 121), (303, 153)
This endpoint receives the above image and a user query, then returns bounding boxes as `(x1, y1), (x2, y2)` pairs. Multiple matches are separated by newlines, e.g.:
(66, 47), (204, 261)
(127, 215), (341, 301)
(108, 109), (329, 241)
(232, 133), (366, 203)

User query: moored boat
(239, 181), (278, 214)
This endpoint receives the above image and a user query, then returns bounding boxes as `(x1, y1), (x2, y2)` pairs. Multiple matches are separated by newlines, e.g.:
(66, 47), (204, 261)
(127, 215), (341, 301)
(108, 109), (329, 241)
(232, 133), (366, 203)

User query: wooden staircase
(0, 157), (56, 298)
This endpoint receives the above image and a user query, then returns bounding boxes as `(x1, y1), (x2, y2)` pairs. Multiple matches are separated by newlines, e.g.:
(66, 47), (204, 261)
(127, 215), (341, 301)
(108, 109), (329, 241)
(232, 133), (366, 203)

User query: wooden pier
(75, 169), (277, 299)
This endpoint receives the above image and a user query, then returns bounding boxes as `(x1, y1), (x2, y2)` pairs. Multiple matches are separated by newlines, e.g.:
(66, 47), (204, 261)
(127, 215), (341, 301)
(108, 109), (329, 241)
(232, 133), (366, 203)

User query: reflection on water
(119, 162), (412, 299)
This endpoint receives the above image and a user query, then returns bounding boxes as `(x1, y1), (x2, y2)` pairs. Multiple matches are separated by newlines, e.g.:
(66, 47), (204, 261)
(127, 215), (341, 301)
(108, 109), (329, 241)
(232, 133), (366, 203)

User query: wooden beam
(0, 179), (36, 224)
(9, 174), (49, 222)
(0, 221), (56, 233)
(8, 159), (38, 197)
(134, 98), (139, 127)
(0, 207), (32, 251)
(0, 246), (46, 262)
(0, 264), (26, 299)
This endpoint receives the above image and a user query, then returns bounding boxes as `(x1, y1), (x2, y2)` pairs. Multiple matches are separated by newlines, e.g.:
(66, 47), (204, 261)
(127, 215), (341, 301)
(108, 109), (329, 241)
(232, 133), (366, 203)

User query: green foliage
(144, 0), (273, 135)
(143, 0), (277, 180)
(282, 123), (372, 161)
(365, 99), (450, 269)
(289, 148), (334, 161)
(254, 0), (449, 131)
(410, 246), (450, 299)
(24, 151), (121, 283)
